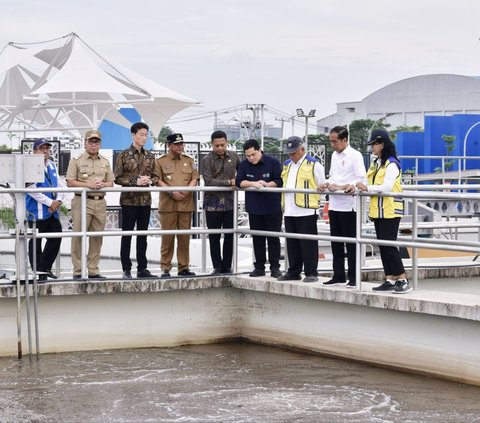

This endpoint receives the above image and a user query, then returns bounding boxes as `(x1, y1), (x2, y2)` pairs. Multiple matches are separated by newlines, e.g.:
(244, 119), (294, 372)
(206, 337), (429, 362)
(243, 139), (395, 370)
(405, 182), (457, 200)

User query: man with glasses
(115, 122), (158, 279)
(154, 133), (199, 278)
(26, 138), (66, 280)
(66, 129), (114, 279)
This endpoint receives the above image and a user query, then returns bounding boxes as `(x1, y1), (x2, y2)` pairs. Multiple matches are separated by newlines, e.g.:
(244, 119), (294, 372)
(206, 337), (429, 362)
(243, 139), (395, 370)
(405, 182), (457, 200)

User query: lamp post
(367, 112), (395, 142)
(296, 108), (316, 148)
(462, 121), (480, 171)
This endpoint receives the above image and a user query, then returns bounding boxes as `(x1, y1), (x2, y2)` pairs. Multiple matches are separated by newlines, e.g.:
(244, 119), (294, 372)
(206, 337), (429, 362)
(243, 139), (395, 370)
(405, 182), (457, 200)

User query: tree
(348, 119), (390, 153)
(262, 136), (282, 153)
(390, 125), (423, 140)
(154, 126), (174, 147)
(441, 134), (456, 171)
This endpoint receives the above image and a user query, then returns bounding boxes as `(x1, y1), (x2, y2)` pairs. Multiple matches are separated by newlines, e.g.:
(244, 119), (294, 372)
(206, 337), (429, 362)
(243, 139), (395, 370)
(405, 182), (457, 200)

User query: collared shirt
(236, 153), (283, 215)
(153, 152), (199, 212)
(284, 153), (326, 217)
(327, 145), (367, 212)
(114, 144), (158, 206)
(66, 151), (114, 196)
(201, 150), (240, 211)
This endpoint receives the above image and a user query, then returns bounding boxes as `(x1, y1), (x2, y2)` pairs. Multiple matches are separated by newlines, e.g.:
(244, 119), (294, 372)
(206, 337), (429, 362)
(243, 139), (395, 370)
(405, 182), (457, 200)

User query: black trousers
(329, 210), (357, 282)
(248, 211), (282, 271)
(28, 216), (62, 272)
(120, 205), (151, 272)
(373, 217), (405, 276)
(206, 210), (234, 271)
(284, 214), (319, 276)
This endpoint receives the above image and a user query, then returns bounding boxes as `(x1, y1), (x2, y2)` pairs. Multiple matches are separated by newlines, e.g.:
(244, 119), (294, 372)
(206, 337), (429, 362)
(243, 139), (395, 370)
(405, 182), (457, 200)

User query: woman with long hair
(356, 129), (411, 293)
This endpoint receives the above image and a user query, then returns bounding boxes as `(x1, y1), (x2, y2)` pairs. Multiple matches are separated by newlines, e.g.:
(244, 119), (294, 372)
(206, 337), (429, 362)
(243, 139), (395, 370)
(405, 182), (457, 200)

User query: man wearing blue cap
(26, 139), (65, 280)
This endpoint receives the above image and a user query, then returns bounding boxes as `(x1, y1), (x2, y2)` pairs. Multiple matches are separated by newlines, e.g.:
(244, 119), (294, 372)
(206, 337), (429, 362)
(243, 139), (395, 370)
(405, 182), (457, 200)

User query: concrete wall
(1, 276), (479, 386)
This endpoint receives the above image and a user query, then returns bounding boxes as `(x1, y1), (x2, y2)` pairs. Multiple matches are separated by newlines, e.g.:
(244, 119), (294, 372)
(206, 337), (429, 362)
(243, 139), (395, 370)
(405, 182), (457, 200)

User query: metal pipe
(23, 220), (32, 357)
(411, 199), (418, 289)
(31, 220), (40, 357)
(15, 224), (22, 359)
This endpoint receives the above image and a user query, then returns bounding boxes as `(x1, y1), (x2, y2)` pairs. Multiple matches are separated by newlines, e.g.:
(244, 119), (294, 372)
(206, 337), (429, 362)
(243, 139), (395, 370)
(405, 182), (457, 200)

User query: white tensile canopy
(0, 32), (200, 137)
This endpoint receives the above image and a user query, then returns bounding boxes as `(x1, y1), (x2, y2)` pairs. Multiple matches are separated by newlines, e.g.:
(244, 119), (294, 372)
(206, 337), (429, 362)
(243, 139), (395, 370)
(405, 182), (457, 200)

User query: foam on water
(1, 343), (480, 423)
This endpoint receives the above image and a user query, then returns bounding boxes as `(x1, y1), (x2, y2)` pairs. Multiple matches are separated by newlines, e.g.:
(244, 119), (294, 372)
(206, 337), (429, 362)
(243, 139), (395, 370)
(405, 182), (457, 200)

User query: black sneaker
(211, 268), (222, 275)
(122, 270), (132, 279)
(372, 281), (395, 292)
(249, 269), (265, 277)
(277, 273), (302, 281)
(178, 269), (196, 277)
(161, 271), (171, 278)
(270, 269), (283, 278)
(137, 269), (157, 278)
(393, 279), (412, 294)
(346, 280), (356, 288)
(323, 279), (346, 286)
(221, 268), (233, 274)
(73, 274), (82, 280)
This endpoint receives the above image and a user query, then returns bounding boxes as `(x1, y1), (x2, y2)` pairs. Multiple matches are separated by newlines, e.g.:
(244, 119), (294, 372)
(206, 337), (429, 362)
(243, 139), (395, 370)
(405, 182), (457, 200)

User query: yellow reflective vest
(367, 157), (404, 219)
(281, 155), (320, 209)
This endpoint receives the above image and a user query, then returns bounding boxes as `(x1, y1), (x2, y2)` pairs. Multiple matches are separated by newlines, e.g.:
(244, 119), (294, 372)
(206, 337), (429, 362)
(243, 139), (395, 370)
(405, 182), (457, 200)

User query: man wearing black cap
(277, 136), (325, 283)
(26, 139), (65, 280)
(154, 133), (199, 278)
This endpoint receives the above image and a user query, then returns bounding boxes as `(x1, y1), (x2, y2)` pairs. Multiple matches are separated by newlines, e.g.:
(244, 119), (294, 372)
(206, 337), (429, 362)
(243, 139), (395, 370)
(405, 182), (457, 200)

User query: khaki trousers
(71, 196), (107, 275)
(159, 212), (192, 272)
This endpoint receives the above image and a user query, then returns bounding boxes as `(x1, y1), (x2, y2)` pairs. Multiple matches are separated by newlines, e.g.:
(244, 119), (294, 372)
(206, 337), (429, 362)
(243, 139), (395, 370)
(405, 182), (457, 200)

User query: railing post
(355, 194), (362, 291)
(81, 191), (87, 278)
(233, 189), (238, 273)
(201, 207), (207, 273)
(411, 198), (418, 289)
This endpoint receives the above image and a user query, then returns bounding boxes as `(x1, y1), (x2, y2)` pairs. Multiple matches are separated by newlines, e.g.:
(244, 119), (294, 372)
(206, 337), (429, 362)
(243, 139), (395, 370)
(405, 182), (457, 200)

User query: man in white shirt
(277, 137), (325, 283)
(317, 126), (367, 287)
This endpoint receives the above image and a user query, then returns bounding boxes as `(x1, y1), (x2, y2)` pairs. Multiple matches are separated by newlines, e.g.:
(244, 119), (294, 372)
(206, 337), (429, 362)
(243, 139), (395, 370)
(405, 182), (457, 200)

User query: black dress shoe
(178, 269), (196, 277)
(137, 269), (157, 278)
(221, 268), (233, 274)
(277, 273), (301, 281)
(270, 269), (283, 278)
(73, 274), (82, 280)
(249, 269), (265, 277)
(122, 270), (132, 279)
(37, 274), (48, 281)
(161, 271), (171, 278)
(211, 268), (222, 275)
(88, 274), (107, 279)
(45, 270), (57, 279)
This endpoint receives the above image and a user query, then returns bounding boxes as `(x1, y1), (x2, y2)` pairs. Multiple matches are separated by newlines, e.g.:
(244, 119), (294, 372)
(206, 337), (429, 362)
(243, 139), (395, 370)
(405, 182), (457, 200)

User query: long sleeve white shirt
(327, 145), (367, 212)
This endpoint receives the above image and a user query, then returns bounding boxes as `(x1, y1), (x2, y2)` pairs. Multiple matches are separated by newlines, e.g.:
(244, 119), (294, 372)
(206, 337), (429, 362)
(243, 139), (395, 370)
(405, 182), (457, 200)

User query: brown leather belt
(75, 194), (105, 200)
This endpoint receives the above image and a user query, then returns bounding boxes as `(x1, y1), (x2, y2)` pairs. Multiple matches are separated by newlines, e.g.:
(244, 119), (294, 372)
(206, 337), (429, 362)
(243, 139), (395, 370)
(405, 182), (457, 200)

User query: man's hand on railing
(356, 182), (367, 192)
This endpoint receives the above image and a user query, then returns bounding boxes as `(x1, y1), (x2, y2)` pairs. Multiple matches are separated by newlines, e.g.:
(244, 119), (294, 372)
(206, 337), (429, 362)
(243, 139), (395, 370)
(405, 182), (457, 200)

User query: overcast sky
(2, 0), (480, 140)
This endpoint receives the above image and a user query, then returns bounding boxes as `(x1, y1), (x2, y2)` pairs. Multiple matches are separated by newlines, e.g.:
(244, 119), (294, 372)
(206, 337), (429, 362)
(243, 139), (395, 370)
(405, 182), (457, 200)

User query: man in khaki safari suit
(154, 133), (198, 278)
(66, 129), (114, 279)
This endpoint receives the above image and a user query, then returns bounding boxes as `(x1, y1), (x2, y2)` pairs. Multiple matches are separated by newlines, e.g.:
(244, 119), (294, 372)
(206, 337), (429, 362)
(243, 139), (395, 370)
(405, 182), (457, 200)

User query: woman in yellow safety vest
(356, 129), (411, 294)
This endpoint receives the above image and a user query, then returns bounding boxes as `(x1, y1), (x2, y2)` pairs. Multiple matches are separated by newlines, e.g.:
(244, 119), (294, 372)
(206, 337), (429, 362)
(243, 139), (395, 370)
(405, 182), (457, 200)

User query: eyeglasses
(87, 139), (101, 144)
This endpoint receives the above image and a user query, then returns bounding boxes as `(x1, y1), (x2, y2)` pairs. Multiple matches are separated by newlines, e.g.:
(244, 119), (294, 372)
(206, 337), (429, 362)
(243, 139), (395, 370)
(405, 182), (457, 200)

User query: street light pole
(462, 121), (480, 171)
(367, 112), (395, 142)
(296, 108), (316, 149)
